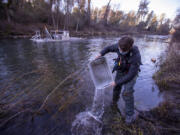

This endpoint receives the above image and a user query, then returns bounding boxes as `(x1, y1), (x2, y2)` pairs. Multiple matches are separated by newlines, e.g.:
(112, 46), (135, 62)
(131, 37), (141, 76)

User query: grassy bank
(151, 31), (180, 134)
(102, 101), (180, 135)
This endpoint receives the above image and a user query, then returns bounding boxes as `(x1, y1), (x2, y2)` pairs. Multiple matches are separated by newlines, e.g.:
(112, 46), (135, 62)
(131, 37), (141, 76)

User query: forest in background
(0, 0), (177, 37)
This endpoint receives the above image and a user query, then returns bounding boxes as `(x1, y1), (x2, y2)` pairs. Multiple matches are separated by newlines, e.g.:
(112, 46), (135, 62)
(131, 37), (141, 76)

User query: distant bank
(0, 22), (169, 39)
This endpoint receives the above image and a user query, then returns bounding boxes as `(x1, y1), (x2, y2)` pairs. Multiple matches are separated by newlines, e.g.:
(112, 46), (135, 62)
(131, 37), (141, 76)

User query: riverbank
(0, 22), (167, 39)
(153, 41), (180, 133)
(0, 30), (168, 39)
(102, 101), (180, 135)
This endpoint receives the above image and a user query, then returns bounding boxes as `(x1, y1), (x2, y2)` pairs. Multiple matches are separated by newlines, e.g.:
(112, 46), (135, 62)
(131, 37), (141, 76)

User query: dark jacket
(100, 43), (142, 86)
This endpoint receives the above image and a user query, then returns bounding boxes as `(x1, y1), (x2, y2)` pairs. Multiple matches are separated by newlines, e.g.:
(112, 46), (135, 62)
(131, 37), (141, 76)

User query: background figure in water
(96, 36), (142, 124)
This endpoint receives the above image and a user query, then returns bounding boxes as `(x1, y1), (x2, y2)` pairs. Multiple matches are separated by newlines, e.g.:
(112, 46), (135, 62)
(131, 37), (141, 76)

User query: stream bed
(0, 35), (169, 135)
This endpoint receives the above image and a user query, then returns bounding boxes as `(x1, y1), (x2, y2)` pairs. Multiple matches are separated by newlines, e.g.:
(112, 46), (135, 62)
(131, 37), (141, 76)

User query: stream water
(0, 35), (168, 135)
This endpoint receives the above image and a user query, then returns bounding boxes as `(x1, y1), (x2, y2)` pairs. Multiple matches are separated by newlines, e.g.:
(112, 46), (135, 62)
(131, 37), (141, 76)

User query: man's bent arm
(100, 44), (118, 56)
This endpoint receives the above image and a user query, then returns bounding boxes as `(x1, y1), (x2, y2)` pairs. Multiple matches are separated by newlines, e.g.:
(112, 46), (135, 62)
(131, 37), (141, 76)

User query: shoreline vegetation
(151, 27), (180, 134)
(0, 22), (169, 39)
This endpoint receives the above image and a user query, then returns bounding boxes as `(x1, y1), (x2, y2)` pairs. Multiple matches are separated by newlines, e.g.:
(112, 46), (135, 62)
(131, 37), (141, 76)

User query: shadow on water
(0, 35), (168, 135)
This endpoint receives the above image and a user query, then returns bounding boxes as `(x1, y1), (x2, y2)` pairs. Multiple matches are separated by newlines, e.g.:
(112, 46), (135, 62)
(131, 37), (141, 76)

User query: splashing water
(71, 88), (104, 135)
(71, 57), (113, 135)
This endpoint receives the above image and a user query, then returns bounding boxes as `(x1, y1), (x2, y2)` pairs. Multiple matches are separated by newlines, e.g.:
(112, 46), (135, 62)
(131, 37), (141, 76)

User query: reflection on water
(0, 35), (168, 135)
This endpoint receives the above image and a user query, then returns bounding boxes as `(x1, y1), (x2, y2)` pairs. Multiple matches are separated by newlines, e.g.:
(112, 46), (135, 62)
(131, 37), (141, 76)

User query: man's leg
(111, 72), (123, 114)
(111, 85), (122, 113)
(112, 72), (123, 104)
(122, 75), (137, 124)
(112, 85), (122, 104)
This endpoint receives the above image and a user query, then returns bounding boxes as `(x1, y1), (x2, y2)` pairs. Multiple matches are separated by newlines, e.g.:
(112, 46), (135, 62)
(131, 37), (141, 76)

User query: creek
(0, 35), (168, 135)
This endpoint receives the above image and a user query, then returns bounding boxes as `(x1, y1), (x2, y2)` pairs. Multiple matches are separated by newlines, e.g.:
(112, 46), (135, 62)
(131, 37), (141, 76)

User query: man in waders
(96, 36), (142, 124)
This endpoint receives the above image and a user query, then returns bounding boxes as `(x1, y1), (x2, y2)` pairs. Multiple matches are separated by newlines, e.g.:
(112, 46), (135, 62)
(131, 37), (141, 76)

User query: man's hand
(110, 81), (116, 87)
(95, 53), (101, 59)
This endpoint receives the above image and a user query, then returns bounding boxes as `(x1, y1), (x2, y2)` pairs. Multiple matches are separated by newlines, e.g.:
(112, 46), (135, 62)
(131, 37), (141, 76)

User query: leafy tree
(145, 10), (154, 27)
(91, 7), (98, 24)
(0, 0), (7, 20)
(137, 0), (150, 22)
(108, 9), (116, 25)
(172, 8), (180, 41)
(87, 0), (91, 26)
(126, 11), (136, 26)
(159, 13), (166, 25)
(108, 9), (123, 26)
(148, 14), (158, 32)
(64, 0), (74, 30)
(0, 0), (173, 34)
(174, 8), (180, 29)
(158, 18), (171, 34)
(100, 0), (111, 25)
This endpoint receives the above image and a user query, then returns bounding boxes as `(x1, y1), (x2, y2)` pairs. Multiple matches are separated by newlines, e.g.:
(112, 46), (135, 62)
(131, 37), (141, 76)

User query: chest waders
(112, 51), (131, 73)
(112, 51), (137, 118)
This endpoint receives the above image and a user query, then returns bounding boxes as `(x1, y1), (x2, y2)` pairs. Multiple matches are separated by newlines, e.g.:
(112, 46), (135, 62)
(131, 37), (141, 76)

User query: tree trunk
(103, 0), (111, 26)
(5, 5), (11, 23)
(87, 0), (91, 26)
(56, 1), (60, 30)
(76, 20), (79, 32)
(49, 0), (56, 28)
(52, 12), (56, 29)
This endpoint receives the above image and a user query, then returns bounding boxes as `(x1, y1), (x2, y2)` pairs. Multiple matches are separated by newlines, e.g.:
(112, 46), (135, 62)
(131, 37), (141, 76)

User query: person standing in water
(96, 36), (142, 124)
